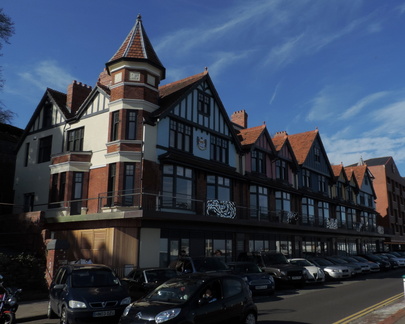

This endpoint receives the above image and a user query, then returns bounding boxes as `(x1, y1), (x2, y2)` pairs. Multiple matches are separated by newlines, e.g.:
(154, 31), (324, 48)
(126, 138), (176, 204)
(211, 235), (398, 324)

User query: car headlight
(280, 270), (287, 276)
(122, 304), (132, 317)
(68, 300), (87, 309)
(155, 308), (181, 323)
(121, 296), (131, 305)
(242, 276), (248, 282)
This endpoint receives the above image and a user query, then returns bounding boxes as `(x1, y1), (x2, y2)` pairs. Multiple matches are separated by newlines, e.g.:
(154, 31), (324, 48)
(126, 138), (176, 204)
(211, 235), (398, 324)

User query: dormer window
(198, 91), (210, 116)
(276, 160), (288, 180)
(169, 119), (192, 152)
(42, 101), (53, 129)
(252, 150), (266, 174)
(210, 135), (228, 164)
(314, 147), (321, 163)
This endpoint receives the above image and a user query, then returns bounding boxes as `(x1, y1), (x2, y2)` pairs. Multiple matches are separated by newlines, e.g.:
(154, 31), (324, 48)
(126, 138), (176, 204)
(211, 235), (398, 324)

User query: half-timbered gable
(272, 131), (298, 187)
(239, 124), (276, 178)
(155, 71), (240, 168)
(288, 129), (333, 196)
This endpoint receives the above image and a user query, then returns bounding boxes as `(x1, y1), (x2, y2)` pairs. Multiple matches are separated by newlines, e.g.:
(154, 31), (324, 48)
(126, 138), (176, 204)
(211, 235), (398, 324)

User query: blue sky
(2, 0), (405, 174)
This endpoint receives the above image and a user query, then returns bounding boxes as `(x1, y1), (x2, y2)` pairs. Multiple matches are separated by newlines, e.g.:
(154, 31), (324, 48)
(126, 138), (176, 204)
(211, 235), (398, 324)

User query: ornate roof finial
(205, 67), (208, 71)
(137, 14), (142, 22)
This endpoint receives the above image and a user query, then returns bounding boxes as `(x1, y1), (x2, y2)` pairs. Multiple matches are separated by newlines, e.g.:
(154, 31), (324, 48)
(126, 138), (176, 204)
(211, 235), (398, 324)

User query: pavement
(15, 296), (405, 324)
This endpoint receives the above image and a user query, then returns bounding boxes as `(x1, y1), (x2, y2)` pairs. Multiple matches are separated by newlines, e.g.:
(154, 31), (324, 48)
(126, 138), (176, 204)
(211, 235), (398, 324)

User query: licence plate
(93, 310), (115, 317)
(255, 285), (268, 290)
(292, 276), (302, 280)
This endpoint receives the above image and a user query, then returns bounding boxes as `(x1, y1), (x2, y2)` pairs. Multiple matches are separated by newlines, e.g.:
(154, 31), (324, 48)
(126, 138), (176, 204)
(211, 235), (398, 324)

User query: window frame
(37, 135), (52, 163)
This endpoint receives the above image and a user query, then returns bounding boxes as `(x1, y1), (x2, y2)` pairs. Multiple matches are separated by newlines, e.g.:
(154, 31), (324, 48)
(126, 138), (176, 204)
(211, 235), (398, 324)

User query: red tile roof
(344, 165), (367, 187)
(238, 125), (266, 147)
(288, 129), (318, 165)
(272, 134), (287, 151)
(108, 14), (164, 73)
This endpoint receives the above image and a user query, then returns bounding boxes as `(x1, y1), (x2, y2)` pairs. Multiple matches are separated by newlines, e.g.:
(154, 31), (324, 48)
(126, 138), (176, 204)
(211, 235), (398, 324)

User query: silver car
(309, 258), (351, 280)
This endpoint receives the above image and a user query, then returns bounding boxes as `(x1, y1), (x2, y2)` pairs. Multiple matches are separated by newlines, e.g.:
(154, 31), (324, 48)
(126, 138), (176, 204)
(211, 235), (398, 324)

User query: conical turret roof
(107, 14), (165, 78)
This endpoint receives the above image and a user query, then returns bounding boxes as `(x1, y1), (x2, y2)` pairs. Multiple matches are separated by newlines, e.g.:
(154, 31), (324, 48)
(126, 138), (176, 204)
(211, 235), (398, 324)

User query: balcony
(42, 190), (385, 235)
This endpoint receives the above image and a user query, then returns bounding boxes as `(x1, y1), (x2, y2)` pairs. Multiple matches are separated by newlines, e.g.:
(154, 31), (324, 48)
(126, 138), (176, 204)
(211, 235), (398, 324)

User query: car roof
(63, 264), (113, 271)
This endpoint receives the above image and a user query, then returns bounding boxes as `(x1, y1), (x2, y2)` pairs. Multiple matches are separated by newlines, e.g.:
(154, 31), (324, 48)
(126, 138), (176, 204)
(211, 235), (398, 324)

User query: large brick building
(11, 15), (390, 274)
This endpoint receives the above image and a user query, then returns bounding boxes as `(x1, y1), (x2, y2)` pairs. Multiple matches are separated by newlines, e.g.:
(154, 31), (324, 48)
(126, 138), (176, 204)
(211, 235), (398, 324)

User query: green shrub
(0, 252), (47, 299)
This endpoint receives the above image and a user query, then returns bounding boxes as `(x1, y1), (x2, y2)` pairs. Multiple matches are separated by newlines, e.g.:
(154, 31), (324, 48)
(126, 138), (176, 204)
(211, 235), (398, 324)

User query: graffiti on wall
(206, 200), (236, 219)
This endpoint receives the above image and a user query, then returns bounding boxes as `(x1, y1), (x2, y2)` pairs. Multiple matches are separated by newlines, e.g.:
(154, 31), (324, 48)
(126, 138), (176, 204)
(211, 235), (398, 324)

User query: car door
(49, 267), (68, 315)
(221, 277), (247, 323)
(192, 280), (225, 324)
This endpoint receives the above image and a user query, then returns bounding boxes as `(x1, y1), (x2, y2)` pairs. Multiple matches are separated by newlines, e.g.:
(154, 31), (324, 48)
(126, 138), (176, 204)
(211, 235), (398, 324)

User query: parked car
(47, 263), (131, 324)
(323, 256), (361, 276)
(337, 256), (371, 274)
(237, 252), (305, 288)
(350, 256), (380, 272)
(377, 253), (405, 267)
(288, 258), (325, 284)
(357, 254), (392, 271)
(168, 256), (230, 274)
(374, 253), (402, 268)
(227, 261), (275, 295)
(122, 268), (179, 301)
(308, 257), (351, 280)
(118, 272), (258, 324)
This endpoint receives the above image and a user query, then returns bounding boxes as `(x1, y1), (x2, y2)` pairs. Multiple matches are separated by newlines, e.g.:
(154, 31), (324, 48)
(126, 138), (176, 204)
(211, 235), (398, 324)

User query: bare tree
(0, 8), (15, 124)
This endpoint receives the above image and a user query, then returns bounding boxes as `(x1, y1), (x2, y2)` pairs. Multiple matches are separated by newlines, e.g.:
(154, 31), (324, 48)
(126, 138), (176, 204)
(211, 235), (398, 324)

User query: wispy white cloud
(339, 91), (389, 120)
(366, 100), (405, 136)
(18, 60), (75, 91)
(269, 81), (282, 106)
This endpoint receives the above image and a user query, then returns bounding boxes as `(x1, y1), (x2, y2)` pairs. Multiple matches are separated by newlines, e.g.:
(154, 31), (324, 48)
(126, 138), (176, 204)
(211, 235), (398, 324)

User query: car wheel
(47, 300), (57, 319)
(243, 312), (257, 324)
(60, 306), (69, 324)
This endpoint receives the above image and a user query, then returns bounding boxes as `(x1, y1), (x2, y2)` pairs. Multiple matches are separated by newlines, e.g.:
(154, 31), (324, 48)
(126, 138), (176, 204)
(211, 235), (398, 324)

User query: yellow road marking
(332, 293), (404, 324)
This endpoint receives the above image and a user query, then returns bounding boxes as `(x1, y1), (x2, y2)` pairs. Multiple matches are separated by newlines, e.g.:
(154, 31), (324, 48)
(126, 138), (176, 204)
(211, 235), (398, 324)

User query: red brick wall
(88, 166), (108, 213)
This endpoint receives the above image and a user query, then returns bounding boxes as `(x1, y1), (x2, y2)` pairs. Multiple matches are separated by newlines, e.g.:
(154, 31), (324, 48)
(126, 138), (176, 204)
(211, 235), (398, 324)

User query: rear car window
(72, 269), (120, 288)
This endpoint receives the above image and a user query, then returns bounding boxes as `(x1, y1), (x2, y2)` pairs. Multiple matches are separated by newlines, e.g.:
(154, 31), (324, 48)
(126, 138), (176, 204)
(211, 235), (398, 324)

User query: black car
(238, 252), (305, 288)
(122, 268), (179, 301)
(227, 262), (275, 295)
(119, 272), (258, 324)
(47, 264), (131, 324)
(357, 254), (392, 271)
(168, 256), (230, 274)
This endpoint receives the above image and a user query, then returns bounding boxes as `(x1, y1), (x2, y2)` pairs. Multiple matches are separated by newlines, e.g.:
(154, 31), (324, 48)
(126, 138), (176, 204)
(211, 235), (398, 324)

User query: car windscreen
(193, 258), (229, 272)
(145, 278), (203, 304)
(233, 263), (262, 273)
(72, 269), (120, 288)
(262, 254), (288, 265)
(145, 269), (178, 283)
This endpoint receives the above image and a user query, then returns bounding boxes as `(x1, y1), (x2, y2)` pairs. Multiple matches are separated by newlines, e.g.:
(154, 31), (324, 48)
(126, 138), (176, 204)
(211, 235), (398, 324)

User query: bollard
(403, 275), (405, 296)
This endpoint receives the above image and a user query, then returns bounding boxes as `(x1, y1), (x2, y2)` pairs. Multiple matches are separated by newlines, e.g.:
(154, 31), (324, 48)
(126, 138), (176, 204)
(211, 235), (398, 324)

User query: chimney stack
(66, 81), (92, 114)
(231, 110), (248, 128)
